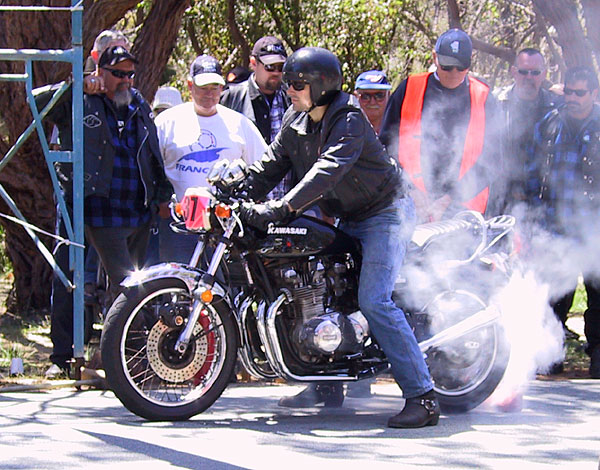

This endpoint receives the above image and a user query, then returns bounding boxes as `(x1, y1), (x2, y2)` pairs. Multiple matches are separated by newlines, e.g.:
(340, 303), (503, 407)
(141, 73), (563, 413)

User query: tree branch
(532, 0), (593, 68)
(185, 18), (202, 56)
(227, 0), (250, 66)
(131, 0), (191, 102)
(447, 0), (461, 29)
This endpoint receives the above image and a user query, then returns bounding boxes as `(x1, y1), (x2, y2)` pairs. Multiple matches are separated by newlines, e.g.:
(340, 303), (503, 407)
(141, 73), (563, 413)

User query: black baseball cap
(189, 55), (225, 87)
(252, 36), (287, 65)
(435, 29), (472, 69)
(98, 45), (137, 68)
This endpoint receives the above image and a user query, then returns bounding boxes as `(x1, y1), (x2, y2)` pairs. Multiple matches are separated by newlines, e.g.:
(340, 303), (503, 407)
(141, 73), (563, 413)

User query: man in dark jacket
(494, 48), (562, 210)
(380, 29), (501, 222)
(239, 47), (439, 428)
(36, 45), (170, 377)
(527, 66), (600, 378)
(221, 36), (291, 199)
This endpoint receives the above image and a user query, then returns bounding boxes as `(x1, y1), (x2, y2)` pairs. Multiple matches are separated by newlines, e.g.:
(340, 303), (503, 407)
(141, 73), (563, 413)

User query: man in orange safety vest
(380, 29), (502, 222)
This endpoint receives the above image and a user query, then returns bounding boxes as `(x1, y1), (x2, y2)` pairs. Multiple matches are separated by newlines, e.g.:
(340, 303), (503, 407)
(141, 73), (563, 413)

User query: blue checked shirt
(85, 98), (150, 227)
(267, 89), (293, 200)
(527, 105), (600, 234)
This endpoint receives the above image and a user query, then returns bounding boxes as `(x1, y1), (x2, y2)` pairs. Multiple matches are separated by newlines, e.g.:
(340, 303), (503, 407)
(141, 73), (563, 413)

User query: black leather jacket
(494, 85), (562, 204)
(34, 83), (171, 207)
(246, 91), (403, 221)
(220, 75), (291, 144)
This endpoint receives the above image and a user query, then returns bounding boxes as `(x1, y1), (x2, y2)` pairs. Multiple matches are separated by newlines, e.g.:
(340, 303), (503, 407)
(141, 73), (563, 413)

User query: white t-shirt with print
(155, 102), (267, 199)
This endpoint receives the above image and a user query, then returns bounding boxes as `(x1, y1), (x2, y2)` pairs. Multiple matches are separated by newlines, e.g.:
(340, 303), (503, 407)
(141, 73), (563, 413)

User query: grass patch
(0, 311), (52, 381)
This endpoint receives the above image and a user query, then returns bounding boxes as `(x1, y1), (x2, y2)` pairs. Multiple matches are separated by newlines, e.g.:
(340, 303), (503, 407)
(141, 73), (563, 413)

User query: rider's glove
(240, 199), (293, 231)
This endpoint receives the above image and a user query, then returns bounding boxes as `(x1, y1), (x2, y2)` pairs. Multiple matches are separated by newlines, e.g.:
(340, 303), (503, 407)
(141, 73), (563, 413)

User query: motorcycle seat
(410, 219), (473, 249)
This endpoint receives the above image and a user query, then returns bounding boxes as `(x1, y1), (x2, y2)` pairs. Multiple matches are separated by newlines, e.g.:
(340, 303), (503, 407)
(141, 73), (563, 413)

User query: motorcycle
(100, 159), (516, 421)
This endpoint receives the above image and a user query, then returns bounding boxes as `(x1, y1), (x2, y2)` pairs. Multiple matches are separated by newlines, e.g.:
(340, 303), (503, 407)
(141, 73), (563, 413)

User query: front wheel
(101, 278), (238, 421)
(423, 290), (510, 413)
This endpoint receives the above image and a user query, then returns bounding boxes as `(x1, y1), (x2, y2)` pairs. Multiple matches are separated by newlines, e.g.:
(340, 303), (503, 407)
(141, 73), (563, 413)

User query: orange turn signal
(175, 202), (183, 215)
(200, 290), (214, 303)
(214, 204), (231, 218)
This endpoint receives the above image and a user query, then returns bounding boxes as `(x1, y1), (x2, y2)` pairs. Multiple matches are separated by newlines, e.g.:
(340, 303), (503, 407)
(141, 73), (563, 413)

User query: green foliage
(157, 0), (542, 94)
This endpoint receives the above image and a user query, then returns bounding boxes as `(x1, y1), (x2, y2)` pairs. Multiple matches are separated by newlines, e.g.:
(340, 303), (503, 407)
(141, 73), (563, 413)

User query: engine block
(293, 283), (327, 321)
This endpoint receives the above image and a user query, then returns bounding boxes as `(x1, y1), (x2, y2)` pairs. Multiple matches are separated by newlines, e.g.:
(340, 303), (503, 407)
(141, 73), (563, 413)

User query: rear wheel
(101, 278), (238, 421)
(423, 290), (510, 413)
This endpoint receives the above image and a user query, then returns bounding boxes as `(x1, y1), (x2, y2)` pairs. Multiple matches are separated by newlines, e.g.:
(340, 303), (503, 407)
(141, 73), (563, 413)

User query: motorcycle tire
(101, 278), (238, 421)
(424, 290), (510, 414)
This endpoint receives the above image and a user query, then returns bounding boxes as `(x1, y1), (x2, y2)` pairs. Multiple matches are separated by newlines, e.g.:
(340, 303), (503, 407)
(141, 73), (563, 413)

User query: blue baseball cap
(190, 55), (225, 87)
(355, 70), (392, 90)
(435, 29), (472, 69)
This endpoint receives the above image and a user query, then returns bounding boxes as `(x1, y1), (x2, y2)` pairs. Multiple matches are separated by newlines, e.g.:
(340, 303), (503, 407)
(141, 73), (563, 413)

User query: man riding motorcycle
(238, 46), (440, 428)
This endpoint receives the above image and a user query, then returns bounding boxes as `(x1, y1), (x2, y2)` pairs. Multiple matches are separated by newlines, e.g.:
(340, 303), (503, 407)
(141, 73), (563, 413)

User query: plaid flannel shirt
(86, 98), (150, 227)
(527, 105), (600, 233)
(267, 89), (293, 200)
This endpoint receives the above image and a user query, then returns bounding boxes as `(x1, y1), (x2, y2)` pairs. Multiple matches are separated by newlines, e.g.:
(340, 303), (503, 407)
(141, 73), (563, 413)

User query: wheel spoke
(118, 286), (229, 407)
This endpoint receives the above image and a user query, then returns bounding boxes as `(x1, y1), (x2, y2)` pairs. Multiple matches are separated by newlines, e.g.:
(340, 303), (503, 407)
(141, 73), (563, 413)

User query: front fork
(174, 221), (236, 353)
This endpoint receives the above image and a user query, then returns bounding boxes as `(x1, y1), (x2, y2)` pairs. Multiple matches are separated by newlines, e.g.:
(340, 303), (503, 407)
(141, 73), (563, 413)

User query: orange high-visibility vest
(397, 72), (489, 213)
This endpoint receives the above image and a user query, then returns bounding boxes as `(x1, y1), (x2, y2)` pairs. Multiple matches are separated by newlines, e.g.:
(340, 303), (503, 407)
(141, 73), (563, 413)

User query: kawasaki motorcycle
(100, 159), (516, 421)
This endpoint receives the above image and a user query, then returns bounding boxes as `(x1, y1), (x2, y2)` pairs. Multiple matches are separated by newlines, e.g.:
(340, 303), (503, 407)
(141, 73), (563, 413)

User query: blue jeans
(340, 197), (434, 398)
(158, 217), (202, 264)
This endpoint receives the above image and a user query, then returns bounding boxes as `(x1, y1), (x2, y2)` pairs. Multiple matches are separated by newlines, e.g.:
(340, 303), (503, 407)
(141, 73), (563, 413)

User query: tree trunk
(581, 0), (600, 66)
(0, 1), (78, 313)
(0, 0), (177, 314)
(227, 0), (251, 68)
(444, 0), (515, 65)
(131, 0), (191, 103)
(533, 0), (593, 69)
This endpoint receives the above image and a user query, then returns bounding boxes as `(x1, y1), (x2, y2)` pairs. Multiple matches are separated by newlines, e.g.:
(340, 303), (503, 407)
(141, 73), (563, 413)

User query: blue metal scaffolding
(0, 2), (85, 365)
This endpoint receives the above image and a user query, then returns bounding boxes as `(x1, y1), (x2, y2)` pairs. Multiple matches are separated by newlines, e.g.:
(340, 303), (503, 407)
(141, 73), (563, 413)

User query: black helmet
(283, 47), (342, 106)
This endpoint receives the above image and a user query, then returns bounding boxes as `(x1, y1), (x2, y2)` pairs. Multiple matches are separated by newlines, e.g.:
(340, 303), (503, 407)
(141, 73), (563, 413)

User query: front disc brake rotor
(146, 319), (209, 382)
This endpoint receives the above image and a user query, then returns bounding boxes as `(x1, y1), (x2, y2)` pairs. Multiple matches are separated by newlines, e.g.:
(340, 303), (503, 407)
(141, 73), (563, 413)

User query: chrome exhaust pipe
(418, 305), (500, 353)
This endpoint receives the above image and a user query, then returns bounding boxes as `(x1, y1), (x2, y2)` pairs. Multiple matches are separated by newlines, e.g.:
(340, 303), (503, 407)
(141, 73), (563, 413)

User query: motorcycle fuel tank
(254, 215), (359, 258)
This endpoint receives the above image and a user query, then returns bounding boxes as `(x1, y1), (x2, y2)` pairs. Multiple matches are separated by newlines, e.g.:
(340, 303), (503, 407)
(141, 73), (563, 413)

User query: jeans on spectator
(50, 217), (150, 367)
(84, 223), (150, 300)
(339, 196), (434, 398)
(144, 223), (161, 267)
(158, 217), (203, 264)
(84, 245), (99, 285)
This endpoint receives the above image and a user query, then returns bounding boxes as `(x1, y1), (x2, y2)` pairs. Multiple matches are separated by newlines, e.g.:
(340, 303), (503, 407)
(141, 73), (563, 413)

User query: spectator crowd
(36, 28), (600, 425)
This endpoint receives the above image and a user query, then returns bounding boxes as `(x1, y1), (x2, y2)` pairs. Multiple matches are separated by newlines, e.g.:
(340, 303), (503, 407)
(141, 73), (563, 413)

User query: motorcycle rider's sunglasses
(517, 69), (542, 76)
(103, 68), (135, 79)
(439, 65), (467, 72)
(259, 60), (284, 72)
(287, 80), (309, 91)
(563, 87), (590, 97)
(357, 91), (387, 102)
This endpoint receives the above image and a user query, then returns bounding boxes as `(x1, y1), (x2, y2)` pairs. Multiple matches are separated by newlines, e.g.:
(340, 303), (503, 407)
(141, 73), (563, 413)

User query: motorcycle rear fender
(121, 263), (241, 344)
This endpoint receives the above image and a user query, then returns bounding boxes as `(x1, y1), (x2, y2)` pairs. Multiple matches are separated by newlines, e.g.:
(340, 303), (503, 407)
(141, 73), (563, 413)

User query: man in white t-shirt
(155, 55), (267, 261)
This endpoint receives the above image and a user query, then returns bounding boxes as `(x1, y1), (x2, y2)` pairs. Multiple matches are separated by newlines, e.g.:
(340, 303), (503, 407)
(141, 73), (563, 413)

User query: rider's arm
(284, 109), (366, 212)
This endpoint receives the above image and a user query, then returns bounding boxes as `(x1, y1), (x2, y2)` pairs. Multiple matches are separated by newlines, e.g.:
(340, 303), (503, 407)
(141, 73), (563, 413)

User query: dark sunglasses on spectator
(287, 80), (308, 91)
(103, 68), (135, 79)
(358, 91), (387, 102)
(563, 87), (590, 97)
(440, 65), (467, 72)
(517, 69), (542, 76)
(260, 61), (284, 72)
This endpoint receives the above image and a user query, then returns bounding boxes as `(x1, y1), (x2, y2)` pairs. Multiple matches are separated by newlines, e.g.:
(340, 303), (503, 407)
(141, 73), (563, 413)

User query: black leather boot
(278, 383), (344, 408)
(387, 390), (440, 428)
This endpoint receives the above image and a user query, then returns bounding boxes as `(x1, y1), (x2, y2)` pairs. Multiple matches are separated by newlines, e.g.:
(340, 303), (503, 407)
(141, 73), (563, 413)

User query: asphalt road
(1, 379), (598, 470)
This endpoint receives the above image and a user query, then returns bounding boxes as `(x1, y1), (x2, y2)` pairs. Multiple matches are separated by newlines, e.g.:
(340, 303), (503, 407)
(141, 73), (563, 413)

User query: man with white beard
(36, 45), (170, 378)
